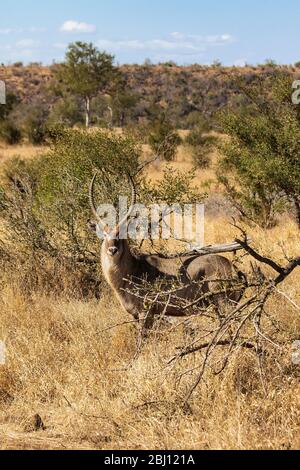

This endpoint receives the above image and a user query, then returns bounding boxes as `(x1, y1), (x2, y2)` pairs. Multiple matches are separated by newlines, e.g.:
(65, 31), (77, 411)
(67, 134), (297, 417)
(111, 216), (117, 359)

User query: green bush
(218, 72), (299, 228)
(0, 128), (141, 297)
(185, 129), (218, 169)
(0, 127), (204, 297)
(10, 102), (49, 145)
(0, 91), (20, 121)
(26, 121), (48, 145)
(183, 112), (212, 131)
(149, 116), (181, 161)
(47, 96), (84, 127)
(23, 110), (48, 145)
(0, 121), (22, 145)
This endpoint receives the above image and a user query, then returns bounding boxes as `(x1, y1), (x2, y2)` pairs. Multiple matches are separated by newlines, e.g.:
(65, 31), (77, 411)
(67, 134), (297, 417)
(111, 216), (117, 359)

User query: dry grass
(0, 142), (300, 450)
(0, 143), (47, 167)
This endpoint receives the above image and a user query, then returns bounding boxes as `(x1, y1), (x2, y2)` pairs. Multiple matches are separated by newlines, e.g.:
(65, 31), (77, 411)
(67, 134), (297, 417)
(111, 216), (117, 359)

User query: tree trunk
(107, 106), (113, 128)
(120, 111), (125, 127)
(85, 97), (90, 128)
(294, 197), (300, 229)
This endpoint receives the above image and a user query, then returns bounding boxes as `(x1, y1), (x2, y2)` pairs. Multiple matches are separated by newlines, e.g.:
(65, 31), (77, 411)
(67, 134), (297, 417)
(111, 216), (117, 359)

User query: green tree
(47, 96), (84, 127)
(110, 90), (140, 127)
(0, 121), (22, 145)
(10, 102), (49, 145)
(0, 91), (19, 121)
(149, 115), (181, 161)
(218, 72), (300, 228)
(185, 128), (218, 169)
(55, 42), (116, 127)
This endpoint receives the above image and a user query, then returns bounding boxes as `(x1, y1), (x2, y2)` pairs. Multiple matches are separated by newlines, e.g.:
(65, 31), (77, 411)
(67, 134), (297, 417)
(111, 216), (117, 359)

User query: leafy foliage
(0, 121), (22, 144)
(218, 72), (300, 228)
(0, 129), (140, 296)
(0, 91), (19, 121)
(148, 115), (181, 161)
(47, 96), (84, 127)
(142, 165), (205, 206)
(185, 127), (218, 168)
(0, 127), (204, 296)
(54, 42), (116, 127)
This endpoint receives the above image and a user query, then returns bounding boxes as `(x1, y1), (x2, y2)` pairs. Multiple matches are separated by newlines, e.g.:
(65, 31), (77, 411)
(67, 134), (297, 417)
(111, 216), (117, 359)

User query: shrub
(218, 72), (299, 228)
(149, 116), (181, 161)
(10, 102), (49, 145)
(185, 128), (218, 168)
(47, 96), (84, 127)
(23, 109), (48, 145)
(265, 58), (277, 68)
(0, 127), (204, 297)
(0, 121), (22, 145)
(0, 128), (141, 297)
(183, 112), (211, 130)
(0, 91), (20, 121)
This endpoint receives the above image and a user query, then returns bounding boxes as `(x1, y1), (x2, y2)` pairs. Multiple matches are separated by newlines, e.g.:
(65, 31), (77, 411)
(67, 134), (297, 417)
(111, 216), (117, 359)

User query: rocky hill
(0, 63), (299, 127)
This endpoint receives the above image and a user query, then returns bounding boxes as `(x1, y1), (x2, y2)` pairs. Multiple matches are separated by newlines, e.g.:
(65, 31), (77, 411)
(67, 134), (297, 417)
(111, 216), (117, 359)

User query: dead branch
(156, 238), (252, 259)
(168, 339), (256, 364)
(235, 237), (283, 274)
(274, 257), (300, 285)
(114, 228), (300, 404)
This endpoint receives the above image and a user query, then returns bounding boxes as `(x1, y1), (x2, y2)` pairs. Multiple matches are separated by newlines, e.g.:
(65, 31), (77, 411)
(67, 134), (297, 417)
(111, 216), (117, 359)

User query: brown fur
(100, 234), (237, 319)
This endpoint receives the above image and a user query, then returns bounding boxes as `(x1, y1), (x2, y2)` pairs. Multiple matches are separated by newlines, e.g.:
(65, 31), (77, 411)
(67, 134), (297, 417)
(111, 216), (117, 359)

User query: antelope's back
(143, 253), (232, 281)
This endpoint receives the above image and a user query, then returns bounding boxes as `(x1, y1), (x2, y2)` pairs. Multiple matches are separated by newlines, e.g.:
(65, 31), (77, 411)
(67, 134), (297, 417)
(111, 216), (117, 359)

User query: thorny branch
(104, 232), (300, 403)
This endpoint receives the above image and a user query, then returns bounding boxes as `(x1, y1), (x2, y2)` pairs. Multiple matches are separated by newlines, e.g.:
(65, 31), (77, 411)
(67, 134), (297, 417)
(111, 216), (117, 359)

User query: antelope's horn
(89, 171), (106, 228)
(116, 174), (137, 231)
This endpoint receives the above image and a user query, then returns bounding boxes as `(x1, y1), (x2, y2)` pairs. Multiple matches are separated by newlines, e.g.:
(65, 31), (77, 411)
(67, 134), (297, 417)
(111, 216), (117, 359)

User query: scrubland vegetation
(0, 43), (299, 450)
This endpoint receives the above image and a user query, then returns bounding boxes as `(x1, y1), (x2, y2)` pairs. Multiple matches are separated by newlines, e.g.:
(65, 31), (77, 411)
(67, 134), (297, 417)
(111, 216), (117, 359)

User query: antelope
(89, 173), (241, 322)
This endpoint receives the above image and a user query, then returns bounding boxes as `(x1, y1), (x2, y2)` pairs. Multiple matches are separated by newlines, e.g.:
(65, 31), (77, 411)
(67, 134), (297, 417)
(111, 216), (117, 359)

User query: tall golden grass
(0, 142), (299, 450)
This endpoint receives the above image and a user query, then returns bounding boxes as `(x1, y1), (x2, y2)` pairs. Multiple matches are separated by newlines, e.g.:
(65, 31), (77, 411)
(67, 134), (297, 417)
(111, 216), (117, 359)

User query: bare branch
(235, 238), (284, 274)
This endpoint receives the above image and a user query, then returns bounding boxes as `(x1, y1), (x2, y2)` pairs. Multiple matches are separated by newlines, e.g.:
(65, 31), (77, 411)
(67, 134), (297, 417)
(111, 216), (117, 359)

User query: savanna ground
(0, 138), (299, 450)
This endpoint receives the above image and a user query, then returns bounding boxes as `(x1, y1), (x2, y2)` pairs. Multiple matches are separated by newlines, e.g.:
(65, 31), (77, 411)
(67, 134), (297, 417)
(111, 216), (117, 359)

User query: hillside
(1, 64), (299, 126)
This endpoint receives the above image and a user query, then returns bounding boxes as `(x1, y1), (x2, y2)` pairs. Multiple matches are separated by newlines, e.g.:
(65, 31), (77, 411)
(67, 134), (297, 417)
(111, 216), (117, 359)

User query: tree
(149, 115), (181, 161)
(9, 102), (49, 145)
(56, 42), (116, 127)
(47, 96), (84, 127)
(110, 90), (140, 127)
(185, 127), (218, 169)
(218, 71), (300, 228)
(0, 91), (19, 121)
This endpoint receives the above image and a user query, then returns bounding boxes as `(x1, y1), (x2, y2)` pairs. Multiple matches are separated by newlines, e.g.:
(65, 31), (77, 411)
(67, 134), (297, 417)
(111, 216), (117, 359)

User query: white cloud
(16, 39), (39, 49)
(97, 32), (234, 55)
(0, 28), (22, 34)
(0, 27), (46, 34)
(28, 27), (47, 33)
(170, 32), (185, 39)
(60, 20), (96, 33)
(0, 44), (12, 51)
(16, 49), (34, 58)
(97, 39), (145, 50)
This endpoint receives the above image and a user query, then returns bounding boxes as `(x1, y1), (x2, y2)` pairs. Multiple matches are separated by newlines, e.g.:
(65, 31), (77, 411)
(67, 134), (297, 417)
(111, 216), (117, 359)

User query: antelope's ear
(87, 220), (97, 233)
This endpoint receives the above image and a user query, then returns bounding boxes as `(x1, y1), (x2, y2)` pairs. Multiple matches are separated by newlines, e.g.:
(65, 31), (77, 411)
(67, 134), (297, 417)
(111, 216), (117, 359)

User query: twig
(275, 288), (300, 312)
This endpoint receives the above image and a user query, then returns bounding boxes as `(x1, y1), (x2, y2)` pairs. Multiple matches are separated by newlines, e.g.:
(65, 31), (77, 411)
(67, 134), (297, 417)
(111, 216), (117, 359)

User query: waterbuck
(89, 173), (240, 321)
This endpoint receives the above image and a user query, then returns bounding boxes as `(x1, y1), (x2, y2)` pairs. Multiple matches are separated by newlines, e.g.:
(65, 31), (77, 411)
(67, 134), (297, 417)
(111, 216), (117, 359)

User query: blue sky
(0, 0), (299, 65)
